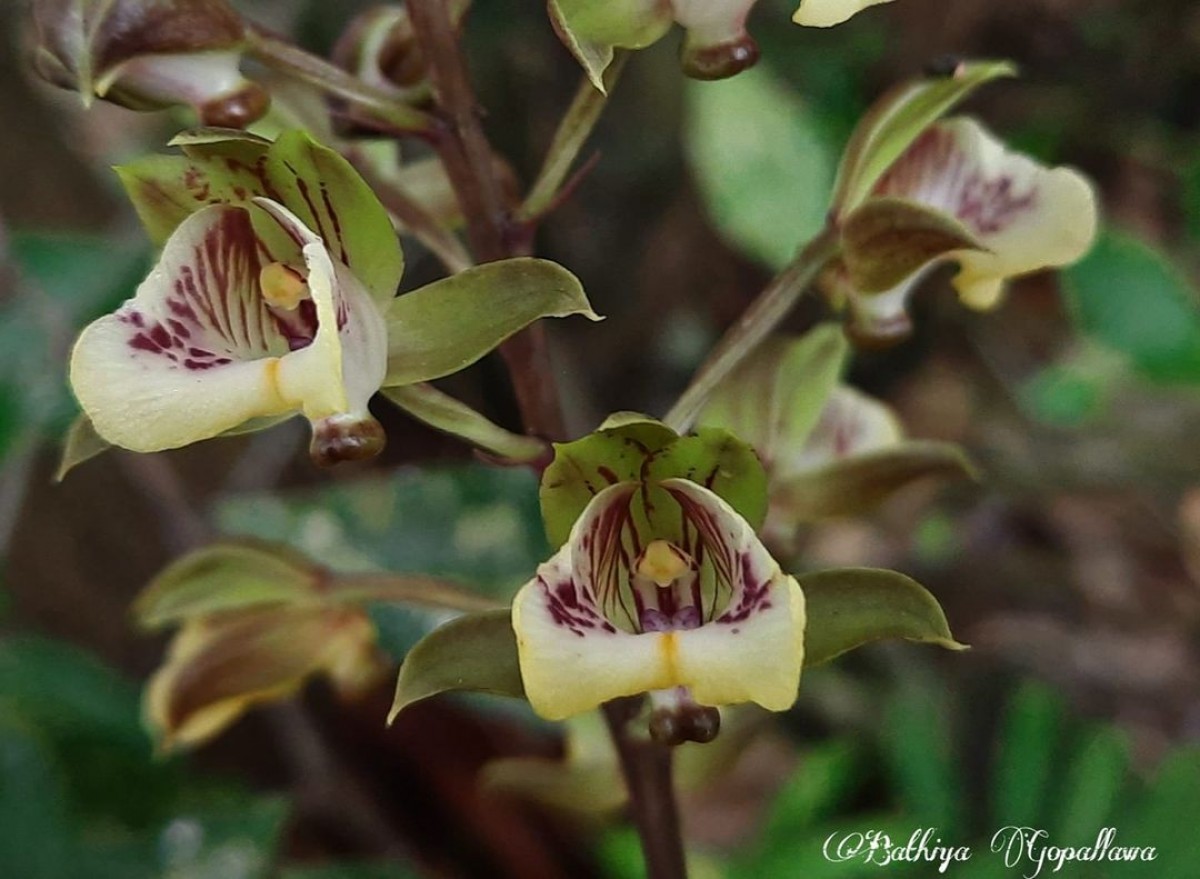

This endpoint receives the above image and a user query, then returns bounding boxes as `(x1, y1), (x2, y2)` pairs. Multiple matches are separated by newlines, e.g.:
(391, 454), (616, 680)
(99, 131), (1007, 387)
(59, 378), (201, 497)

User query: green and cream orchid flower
(833, 116), (1098, 342)
(514, 478), (805, 732)
(71, 197), (391, 464)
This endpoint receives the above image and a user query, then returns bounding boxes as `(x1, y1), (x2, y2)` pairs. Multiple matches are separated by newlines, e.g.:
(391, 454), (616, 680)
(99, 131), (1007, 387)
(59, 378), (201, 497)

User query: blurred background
(2, 0), (1200, 876)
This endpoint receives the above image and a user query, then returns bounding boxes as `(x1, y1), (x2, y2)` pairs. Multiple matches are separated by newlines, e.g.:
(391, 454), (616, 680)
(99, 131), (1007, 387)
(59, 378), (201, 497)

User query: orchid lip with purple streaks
(512, 478), (805, 722)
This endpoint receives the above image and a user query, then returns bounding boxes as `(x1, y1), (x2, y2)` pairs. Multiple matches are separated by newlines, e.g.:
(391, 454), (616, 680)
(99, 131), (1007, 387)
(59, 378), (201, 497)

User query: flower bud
(309, 413), (387, 467)
(332, 1), (471, 92)
(30, 0), (268, 127)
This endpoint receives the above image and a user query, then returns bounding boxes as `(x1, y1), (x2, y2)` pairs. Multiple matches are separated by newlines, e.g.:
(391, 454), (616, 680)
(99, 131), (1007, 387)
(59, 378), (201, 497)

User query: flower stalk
(664, 225), (843, 433)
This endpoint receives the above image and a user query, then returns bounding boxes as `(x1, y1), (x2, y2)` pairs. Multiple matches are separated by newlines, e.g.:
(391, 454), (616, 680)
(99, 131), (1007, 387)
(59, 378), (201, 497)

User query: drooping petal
(254, 199), (389, 463)
(513, 484), (669, 720)
(70, 204), (293, 452)
(661, 479), (805, 710)
(792, 0), (893, 27)
(872, 117), (1098, 310)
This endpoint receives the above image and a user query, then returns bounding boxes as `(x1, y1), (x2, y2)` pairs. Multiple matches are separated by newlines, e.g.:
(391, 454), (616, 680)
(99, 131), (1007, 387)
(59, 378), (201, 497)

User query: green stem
(663, 226), (842, 433)
(245, 26), (435, 134)
(519, 53), (628, 222)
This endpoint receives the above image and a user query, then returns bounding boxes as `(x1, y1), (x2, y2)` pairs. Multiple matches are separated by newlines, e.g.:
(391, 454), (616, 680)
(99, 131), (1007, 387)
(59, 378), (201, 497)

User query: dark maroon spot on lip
(129, 333), (161, 353)
(149, 325), (171, 348)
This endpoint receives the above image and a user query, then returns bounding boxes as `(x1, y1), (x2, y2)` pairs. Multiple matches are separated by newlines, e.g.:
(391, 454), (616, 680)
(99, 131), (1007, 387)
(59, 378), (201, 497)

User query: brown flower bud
(332, 1), (471, 92)
(674, 0), (760, 81)
(30, 0), (268, 126)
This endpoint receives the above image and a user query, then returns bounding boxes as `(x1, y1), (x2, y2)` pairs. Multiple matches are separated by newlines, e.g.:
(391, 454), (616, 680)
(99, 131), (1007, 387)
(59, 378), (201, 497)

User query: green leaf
(832, 60), (1018, 215)
(1051, 726), (1128, 845)
(698, 326), (849, 466)
(991, 681), (1064, 828)
(685, 65), (838, 270)
(644, 428), (769, 532)
(54, 414), (111, 482)
(384, 258), (600, 387)
(800, 567), (966, 668)
(760, 742), (866, 839)
(540, 418), (679, 547)
(1119, 746), (1200, 879)
(0, 720), (76, 879)
(840, 197), (984, 293)
(881, 682), (964, 835)
(775, 441), (976, 520)
(133, 540), (321, 630)
(380, 383), (548, 463)
(1063, 231), (1200, 383)
(387, 609), (524, 722)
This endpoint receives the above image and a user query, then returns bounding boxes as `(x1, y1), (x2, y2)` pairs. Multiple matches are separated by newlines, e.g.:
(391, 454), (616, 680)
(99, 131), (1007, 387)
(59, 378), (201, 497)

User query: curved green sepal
(801, 567), (967, 667)
(387, 609), (525, 722)
(645, 428), (768, 532)
(776, 441), (977, 521)
(381, 383), (548, 463)
(548, 0), (672, 91)
(55, 414), (111, 482)
(116, 128), (403, 304)
(541, 419), (767, 545)
(841, 197), (985, 294)
(540, 418), (678, 547)
(134, 540), (321, 630)
(384, 258), (600, 387)
(698, 325), (848, 459)
(832, 60), (1017, 216)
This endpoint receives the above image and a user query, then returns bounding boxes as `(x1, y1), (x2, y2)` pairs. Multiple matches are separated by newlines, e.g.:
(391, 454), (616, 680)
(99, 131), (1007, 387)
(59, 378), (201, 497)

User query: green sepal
(697, 326), (848, 461)
(116, 128), (404, 304)
(540, 417), (767, 546)
(54, 414), (111, 482)
(832, 60), (1017, 216)
(800, 567), (966, 667)
(387, 609), (524, 722)
(134, 540), (321, 630)
(540, 417), (678, 547)
(381, 383), (548, 463)
(775, 441), (977, 520)
(840, 197), (985, 294)
(548, 0), (672, 91)
(384, 258), (600, 387)
(645, 429), (768, 532)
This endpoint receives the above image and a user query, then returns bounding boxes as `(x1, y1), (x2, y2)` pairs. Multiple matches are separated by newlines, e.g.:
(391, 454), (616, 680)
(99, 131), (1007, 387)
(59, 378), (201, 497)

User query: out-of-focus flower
(834, 118), (1098, 341)
(513, 479), (805, 738)
(332, 2), (470, 92)
(792, 0), (893, 27)
(30, 0), (268, 127)
(818, 61), (1099, 344)
(699, 326), (974, 552)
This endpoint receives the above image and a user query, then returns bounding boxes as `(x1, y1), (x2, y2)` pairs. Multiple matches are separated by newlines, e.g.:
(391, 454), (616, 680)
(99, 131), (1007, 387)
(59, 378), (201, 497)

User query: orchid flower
(834, 117), (1098, 341)
(71, 198), (391, 465)
(389, 419), (964, 741)
(70, 130), (403, 465)
(699, 327), (973, 552)
(513, 478), (805, 732)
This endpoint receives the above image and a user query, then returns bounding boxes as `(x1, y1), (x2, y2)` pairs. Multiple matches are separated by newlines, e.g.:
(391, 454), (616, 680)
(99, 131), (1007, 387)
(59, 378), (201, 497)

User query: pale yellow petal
(793, 0), (893, 27)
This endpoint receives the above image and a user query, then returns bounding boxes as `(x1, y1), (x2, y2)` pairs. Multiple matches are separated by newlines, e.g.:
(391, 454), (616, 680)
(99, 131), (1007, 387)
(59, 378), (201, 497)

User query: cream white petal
(513, 480), (806, 719)
(70, 205), (293, 452)
(672, 0), (756, 43)
(793, 0), (893, 27)
(873, 117), (1098, 310)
